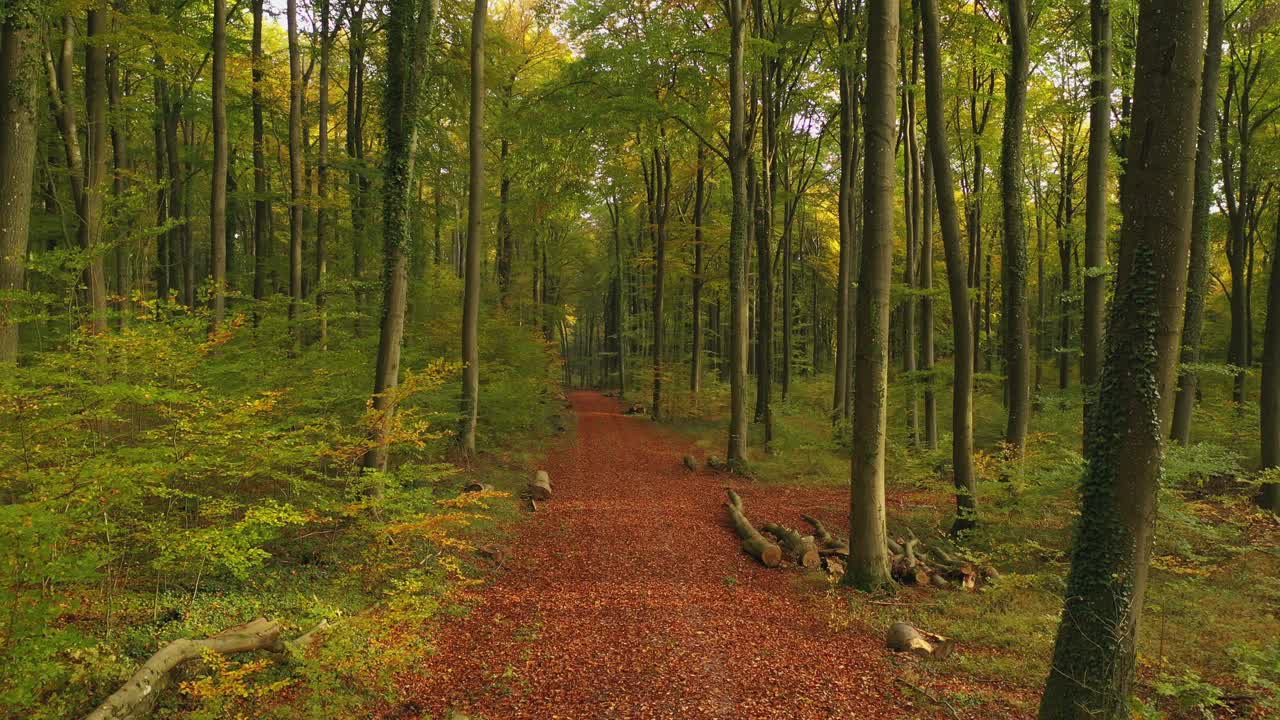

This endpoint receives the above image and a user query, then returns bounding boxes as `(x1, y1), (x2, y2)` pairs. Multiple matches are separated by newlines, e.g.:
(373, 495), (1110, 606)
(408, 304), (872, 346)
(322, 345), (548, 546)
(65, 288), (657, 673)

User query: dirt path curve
(394, 391), (912, 719)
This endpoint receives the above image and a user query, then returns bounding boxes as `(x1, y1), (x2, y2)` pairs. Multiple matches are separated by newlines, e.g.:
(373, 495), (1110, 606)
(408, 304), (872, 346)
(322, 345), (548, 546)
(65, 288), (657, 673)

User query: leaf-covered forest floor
(376, 391), (1020, 720)
(662, 375), (1280, 719)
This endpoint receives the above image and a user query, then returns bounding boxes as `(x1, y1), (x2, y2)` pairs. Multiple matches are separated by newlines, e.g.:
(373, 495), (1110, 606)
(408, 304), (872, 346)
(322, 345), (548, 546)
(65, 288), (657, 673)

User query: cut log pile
(725, 490), (782, 567)
(723, 496), (998, 591)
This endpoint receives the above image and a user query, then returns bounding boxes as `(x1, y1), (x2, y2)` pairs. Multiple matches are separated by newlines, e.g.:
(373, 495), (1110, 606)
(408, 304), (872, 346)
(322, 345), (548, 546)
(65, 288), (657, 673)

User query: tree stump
(527, 470), (552, 501)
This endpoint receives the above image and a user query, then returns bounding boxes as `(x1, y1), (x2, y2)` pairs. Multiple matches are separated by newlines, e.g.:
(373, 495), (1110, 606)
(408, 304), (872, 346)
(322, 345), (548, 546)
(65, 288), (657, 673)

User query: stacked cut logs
(801, 515), (999, 590)
(723, 496), (999, 590)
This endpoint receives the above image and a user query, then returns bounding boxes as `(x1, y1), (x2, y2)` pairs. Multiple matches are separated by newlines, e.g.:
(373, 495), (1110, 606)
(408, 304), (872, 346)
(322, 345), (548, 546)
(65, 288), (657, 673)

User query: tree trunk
(726, 0), (750, 469)
(1172, 0), (1224, 445)
(1081, 0), (1112, 439)
(900, 21), (920, 447)
(833, 0), (858, 420)
(0, 9), (38, 363)
(348, 1), (368, 335)
(211, 0), (228, 331)
(84, 9), (110, 332)
(460, 0), (487, 455)
(921, 0), (976, 535)
(652, 145), (669, 421)
(316, 0), (331, 348)
(107, 9), (130, 326)
(287, 0), (305, 349)
(920, 146), (937, 450)
(1000, 0), (1031, 455)
(497, 138), (512, 302)
(252, 0), (268, 323)
(1261, 214), (1280, 513)
(365, 0), (436, 479)
(692, 147), (706, 396)
(844, 0), (897, 593)
(1040, 0), (1204, 714)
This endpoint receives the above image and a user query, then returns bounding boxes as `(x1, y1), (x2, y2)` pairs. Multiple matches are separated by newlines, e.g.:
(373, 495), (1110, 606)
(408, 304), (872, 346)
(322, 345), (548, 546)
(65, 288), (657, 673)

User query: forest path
(392, 390), (916, 719)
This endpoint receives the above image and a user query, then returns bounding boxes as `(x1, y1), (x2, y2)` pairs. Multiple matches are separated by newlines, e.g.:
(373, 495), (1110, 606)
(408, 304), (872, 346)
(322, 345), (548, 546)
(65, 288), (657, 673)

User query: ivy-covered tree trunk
(1000, 0), (1030, 456)
(365, 0), (436, 477)
(1172, 0), (1224, 446)
(844, 0), (897, 593)
(1039, 0), (1204, 715)
(1081, 0), (1112, 439)
(921, 0), (976, 535)
(460, 0), (487, 455)
(725, 0), (750, 469)
(0, 5), (39, 363)
(211, 0), (228, 331)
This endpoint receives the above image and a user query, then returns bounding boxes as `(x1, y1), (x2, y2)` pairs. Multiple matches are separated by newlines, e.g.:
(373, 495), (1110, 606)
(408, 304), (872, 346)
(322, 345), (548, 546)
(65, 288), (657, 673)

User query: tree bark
(1039, 0), (1204, 714)
(287, 0), (305, 348)
(832, 0), (858, 421)
(921, 0), (976, 535)
(844, 0), (897, 593)
(211, 0), (229, 330)
(726, 0), (750, 469)
(1000, 0), (1030, 454)
(1081, 0), (1112, 439)
(652, 145), (670, 421)
(460, 0), (487, 455)
(365, 0), (436, 478)
(1261, 213), (1280, 513)
(0, 9), (38, 363)
(691, 146), (706, 395)
(1172, 0), (1225, 445)
(316, 0), (332, 348)
(252, 0), (268, 323)
(920, 146), (937, 450)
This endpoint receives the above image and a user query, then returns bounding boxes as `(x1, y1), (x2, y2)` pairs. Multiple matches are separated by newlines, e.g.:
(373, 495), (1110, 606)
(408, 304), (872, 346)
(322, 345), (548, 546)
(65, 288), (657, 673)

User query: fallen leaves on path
(388, 392), (971, 719)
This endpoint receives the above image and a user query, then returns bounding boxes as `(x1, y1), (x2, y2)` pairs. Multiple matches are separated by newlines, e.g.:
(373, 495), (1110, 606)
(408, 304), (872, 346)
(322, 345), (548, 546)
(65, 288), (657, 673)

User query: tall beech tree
(832, 0), (860, 420)
(460, 0), (488, 455)
(1040, 0), (1205, 714)
(1081, 0), (1112, 434)
(365, 0), (437, 476)
(1262, 213), (1280, 513)
(287, 0), (305, 345)
(1000, 0), (1030, 455)
(1172, 0), (1227, 445)
(211, 0), (228, 331)
(845, 0), (897, 592)
(921, 0), (975, 535)
(724, 0), (751, 469)
(251, 0), (268, 321)
(0, 3), (39, 363)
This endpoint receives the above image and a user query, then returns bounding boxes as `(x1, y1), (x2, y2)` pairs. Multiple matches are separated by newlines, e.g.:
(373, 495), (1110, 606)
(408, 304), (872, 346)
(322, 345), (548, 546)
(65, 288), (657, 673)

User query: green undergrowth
(654, 363), (1280, 719)
(1, 285), (566, 720)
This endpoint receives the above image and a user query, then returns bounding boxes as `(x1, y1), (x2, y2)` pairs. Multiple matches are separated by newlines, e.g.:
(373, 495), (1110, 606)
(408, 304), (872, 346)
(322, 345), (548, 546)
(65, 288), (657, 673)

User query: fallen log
(725, 490), (782, 567)
(84, 618), (285, 720)
(885, 622), (953, 659)
(463, 482), (494, 493)
(801, 514), (851, 556)
(527, 470), (552, 501)
(761, 522), (820, 568)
